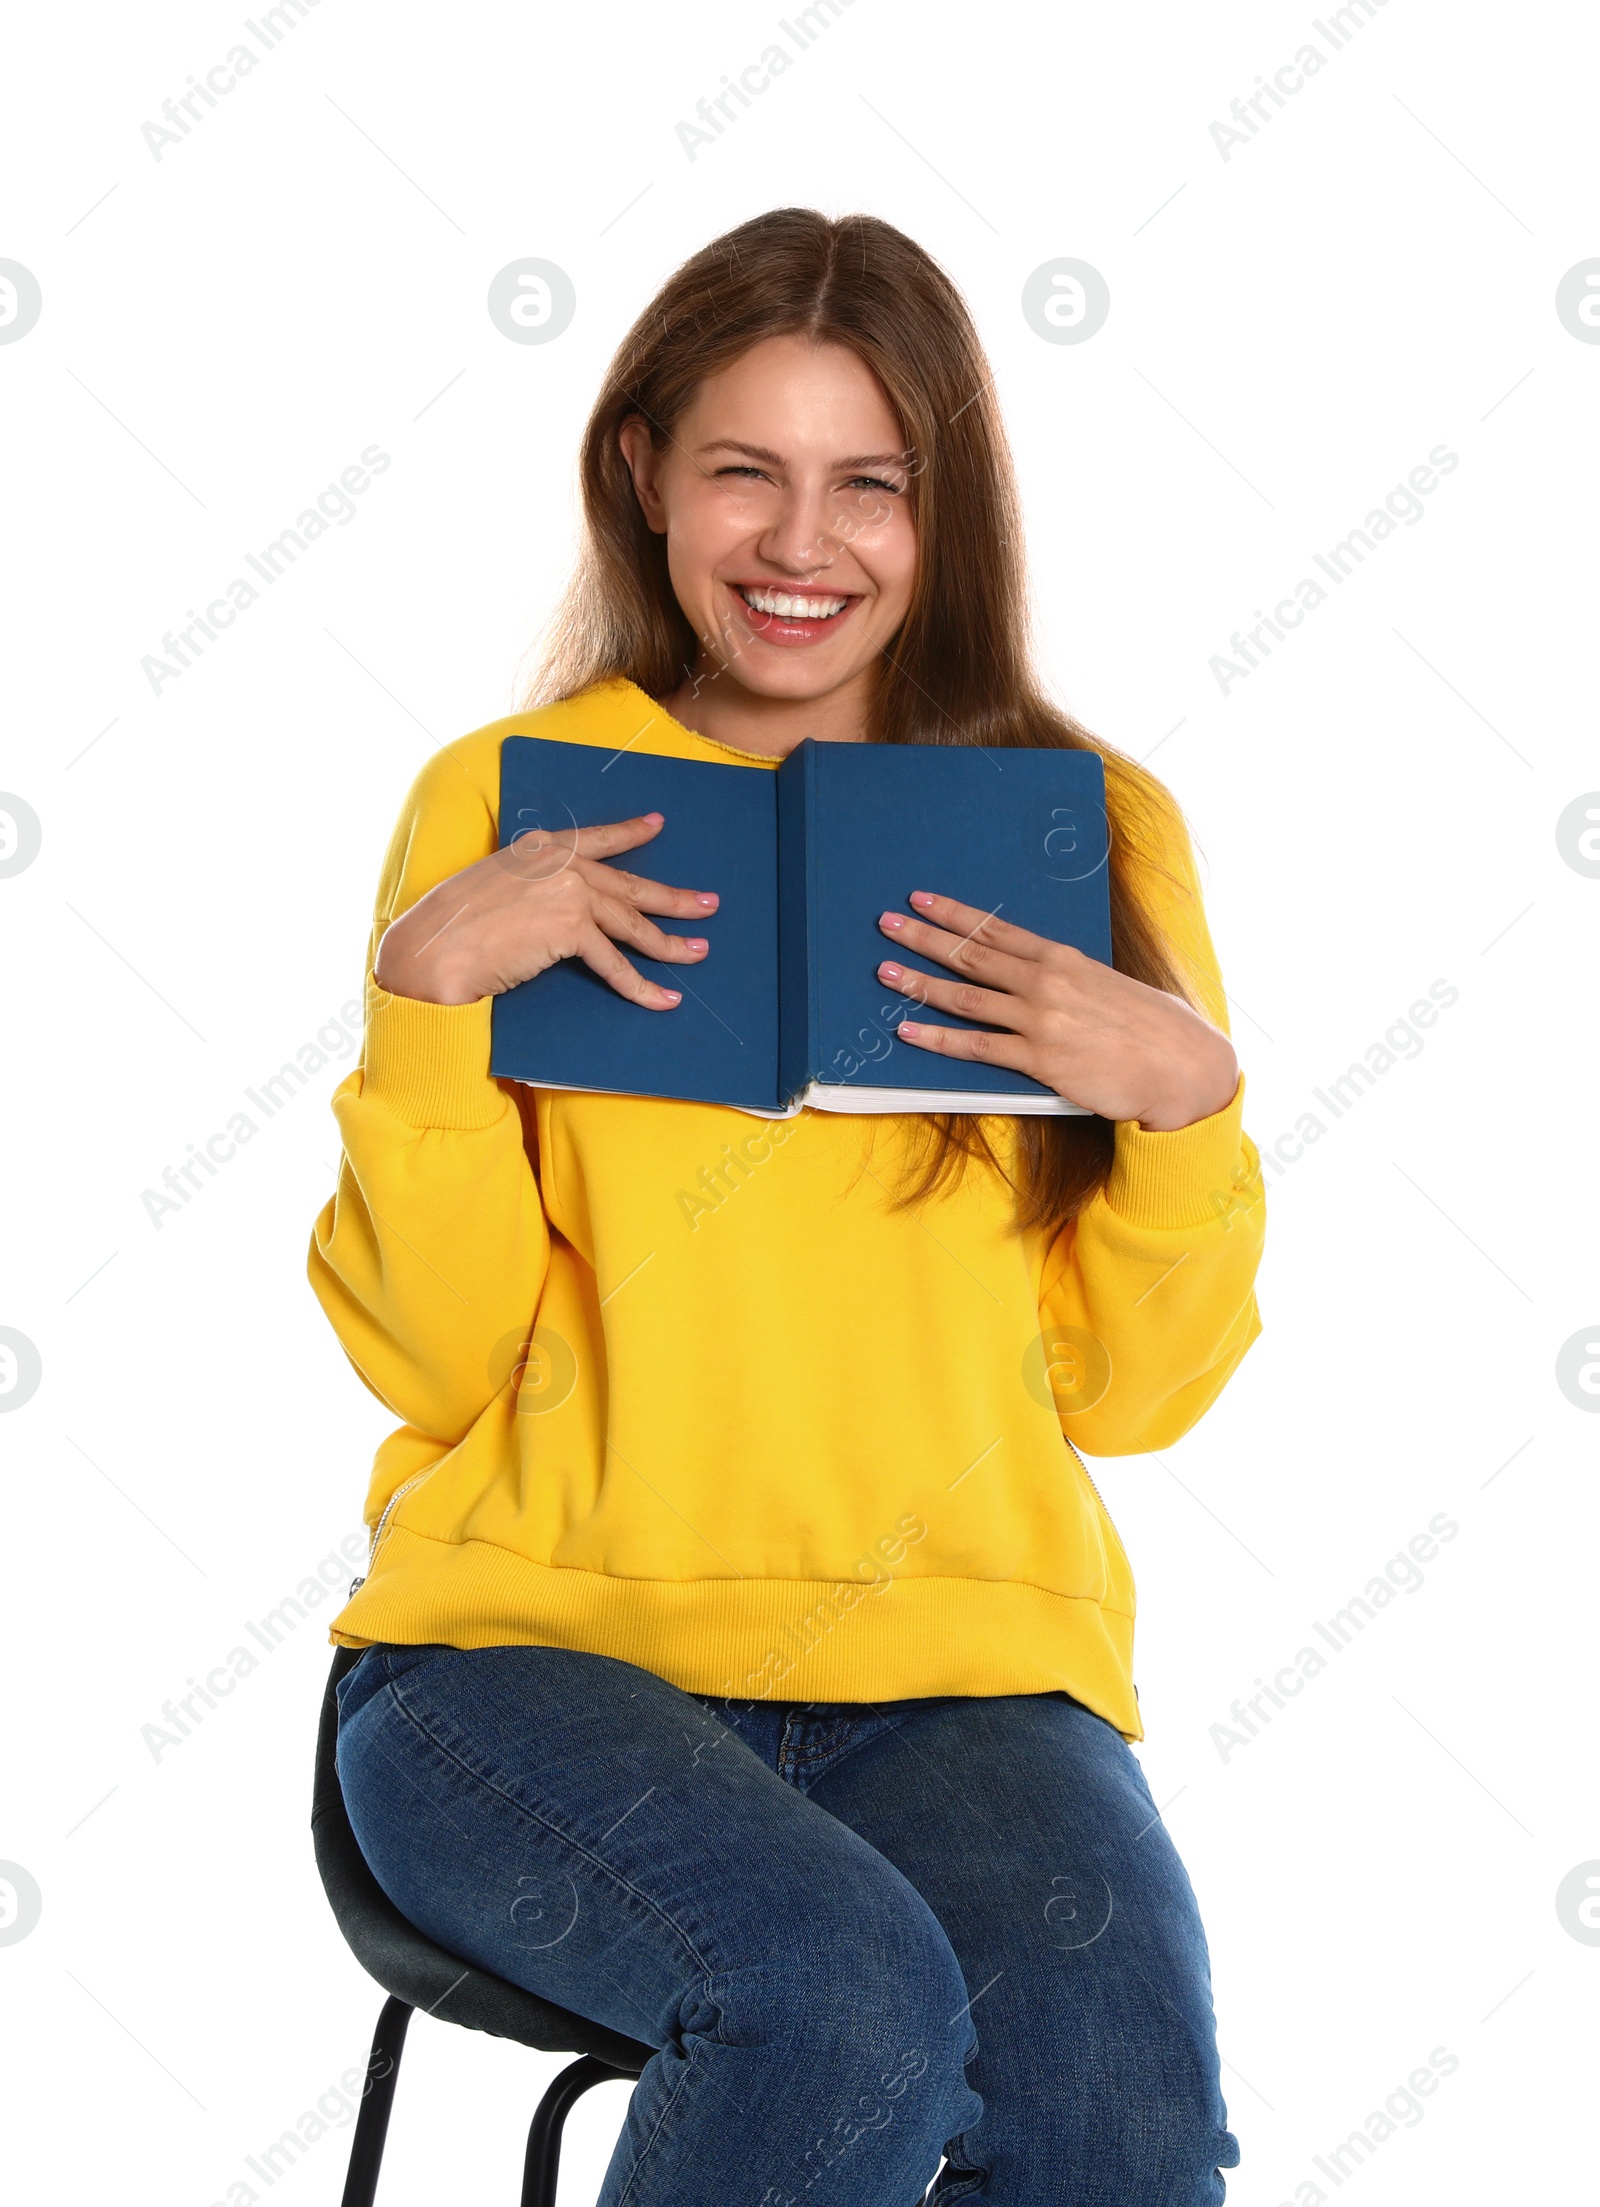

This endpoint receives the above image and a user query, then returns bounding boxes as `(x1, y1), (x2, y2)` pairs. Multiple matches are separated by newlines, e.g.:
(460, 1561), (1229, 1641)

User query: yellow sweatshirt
(308, 678), (1265, 1736)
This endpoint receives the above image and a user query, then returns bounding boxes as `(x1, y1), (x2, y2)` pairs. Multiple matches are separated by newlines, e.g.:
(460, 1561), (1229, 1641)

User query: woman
(315, 208), (1265, 2205)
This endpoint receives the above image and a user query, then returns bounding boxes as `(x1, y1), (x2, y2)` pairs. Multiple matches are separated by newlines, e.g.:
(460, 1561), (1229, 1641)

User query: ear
(617, 415), (668, 534)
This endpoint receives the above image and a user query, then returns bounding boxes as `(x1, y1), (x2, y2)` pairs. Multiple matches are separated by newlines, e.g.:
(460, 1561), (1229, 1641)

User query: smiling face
(618, 334), (919, 748)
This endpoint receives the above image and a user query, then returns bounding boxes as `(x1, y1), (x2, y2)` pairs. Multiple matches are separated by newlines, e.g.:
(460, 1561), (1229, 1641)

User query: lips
(728, 580), (861, 646)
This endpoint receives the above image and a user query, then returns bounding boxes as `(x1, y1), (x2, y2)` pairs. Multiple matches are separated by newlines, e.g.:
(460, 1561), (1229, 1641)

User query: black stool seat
(312, 1644), (654, 2205)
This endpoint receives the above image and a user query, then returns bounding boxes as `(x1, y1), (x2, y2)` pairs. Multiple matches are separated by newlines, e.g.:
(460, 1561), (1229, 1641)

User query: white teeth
(739, 586), (849, 620)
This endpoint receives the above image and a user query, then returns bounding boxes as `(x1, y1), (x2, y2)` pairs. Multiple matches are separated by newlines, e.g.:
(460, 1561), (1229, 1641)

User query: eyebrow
(696, 439), (910, 472)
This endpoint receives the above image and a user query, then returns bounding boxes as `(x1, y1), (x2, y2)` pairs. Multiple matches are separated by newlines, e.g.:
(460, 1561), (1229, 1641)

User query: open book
(489, 734), (1112, 1118)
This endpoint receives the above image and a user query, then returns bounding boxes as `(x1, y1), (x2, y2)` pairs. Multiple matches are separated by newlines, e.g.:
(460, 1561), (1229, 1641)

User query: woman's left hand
(877, 891), (1239, 1132)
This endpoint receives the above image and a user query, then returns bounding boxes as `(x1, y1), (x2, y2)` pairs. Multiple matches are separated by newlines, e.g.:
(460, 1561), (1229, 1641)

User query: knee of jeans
(698, 1877), (978, 2121)
(1013, 2023), (1238, 2193)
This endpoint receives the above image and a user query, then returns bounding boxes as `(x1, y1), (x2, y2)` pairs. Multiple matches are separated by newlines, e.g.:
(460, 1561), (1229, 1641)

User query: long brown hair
(527, 208), (1204, 1234)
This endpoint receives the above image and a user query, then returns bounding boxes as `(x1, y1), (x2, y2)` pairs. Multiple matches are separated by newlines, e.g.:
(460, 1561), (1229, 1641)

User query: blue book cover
(489, 735), (1112, 1117)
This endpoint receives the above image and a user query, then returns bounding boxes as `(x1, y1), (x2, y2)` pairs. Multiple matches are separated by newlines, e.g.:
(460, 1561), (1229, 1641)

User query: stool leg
(340, 1997), (413, 2207)
(521, 2056), (636, 2207)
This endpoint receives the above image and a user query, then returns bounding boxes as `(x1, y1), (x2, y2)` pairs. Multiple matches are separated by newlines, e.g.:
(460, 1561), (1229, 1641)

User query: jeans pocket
(335, 1641), (445, 1728)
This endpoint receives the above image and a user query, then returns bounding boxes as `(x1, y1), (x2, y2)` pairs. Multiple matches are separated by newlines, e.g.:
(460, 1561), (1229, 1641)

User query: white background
(2, 1), (1596, 2201)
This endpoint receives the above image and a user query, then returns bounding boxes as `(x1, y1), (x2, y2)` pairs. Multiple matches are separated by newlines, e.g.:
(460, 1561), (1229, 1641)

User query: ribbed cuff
(1105, 1073), (1251, 1229)
(360, 974), (502, 1130)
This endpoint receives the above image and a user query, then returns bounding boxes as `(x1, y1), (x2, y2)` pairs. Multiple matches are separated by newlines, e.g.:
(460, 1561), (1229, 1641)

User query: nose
(754, 478), (841, 580)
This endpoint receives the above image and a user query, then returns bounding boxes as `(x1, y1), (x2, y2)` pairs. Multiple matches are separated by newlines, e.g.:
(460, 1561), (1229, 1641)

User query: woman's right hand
(372, 812), (716, 1008)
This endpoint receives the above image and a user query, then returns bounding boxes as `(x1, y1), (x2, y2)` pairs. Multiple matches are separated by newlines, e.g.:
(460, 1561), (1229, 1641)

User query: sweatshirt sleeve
(1038, 802), (1265, 1456)
(306, 739), (551, 1443)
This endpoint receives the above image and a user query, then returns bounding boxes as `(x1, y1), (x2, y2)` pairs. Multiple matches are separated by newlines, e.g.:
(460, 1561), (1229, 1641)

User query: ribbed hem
(328, 1525), (1143, 1739)
(1106, 1073), (1252, 1229)
(360, 976), (501, 1130)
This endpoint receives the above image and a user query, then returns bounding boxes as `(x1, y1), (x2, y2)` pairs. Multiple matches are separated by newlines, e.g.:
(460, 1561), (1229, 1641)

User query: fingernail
(879, 962), (903, 981)
(685, 938), (707, 952)
(643, 812), (664, 824)
(898, 1020), (921, 1036)
(661, 988), (681, 1003)
(695, 893), (718, 907)
(880, 911), (906, 931)
(909, 891), (935, 909)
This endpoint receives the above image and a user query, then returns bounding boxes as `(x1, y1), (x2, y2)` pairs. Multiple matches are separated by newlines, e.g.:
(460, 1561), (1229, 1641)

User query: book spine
(806, 745), (820, 1088)
(487, 736), (517, 1079)
(775, 746), (813, 1106)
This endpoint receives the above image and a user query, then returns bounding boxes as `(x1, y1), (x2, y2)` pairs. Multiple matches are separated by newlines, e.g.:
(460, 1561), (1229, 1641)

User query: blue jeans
(335, 1644), (1239, 2205)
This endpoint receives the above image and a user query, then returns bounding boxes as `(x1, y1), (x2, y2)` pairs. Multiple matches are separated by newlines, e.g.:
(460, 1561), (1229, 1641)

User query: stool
(311, 1646), (655, 2205)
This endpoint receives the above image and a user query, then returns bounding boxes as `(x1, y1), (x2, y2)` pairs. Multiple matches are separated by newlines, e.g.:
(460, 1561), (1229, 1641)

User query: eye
(713, 464), (771, 482)
(845, 475), (903, 495)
